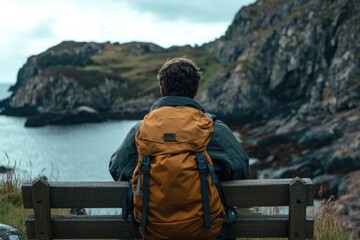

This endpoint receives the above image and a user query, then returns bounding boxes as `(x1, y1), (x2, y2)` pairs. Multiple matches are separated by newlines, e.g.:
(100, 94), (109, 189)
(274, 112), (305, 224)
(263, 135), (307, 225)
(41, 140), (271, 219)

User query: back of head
(157, 57), (202, 98)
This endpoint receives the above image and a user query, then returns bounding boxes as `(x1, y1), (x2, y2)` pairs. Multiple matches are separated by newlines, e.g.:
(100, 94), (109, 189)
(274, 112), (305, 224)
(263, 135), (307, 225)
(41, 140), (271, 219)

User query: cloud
(26, 19), (56, 39)
(0, 0), (256, 83)
(119, 0), (255, 23)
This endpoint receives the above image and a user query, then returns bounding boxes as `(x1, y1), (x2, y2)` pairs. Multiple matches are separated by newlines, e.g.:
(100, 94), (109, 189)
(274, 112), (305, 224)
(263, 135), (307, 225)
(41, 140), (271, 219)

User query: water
(0, 84), (317, 215)
(0, 83), (138, 181)
(0, 83), (11, 99)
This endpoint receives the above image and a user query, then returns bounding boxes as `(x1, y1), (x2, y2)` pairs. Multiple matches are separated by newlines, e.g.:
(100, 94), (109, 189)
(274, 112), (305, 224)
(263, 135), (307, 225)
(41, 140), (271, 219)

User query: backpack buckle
(196, 152), (208, 173)
(225, 207), (237, 224)
(198, 161), (207, 173)
(142, 156), (150, 173)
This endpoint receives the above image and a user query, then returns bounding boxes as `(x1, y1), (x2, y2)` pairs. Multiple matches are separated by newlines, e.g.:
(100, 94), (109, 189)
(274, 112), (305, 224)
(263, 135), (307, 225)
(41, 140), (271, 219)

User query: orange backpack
(131, 106), (225, 240)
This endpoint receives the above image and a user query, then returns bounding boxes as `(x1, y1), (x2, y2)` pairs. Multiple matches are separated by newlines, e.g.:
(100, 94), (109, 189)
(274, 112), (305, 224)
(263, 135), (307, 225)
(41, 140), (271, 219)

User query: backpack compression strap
(140, 156), (151, 232)
(196, 152), (211, 229)
(205, 156), (237, 225)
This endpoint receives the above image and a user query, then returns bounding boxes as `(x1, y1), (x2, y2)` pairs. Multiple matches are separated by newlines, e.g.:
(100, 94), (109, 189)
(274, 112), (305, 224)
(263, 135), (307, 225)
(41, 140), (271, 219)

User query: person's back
(109, 57), (250, 239)
(134, 105), (224, 239)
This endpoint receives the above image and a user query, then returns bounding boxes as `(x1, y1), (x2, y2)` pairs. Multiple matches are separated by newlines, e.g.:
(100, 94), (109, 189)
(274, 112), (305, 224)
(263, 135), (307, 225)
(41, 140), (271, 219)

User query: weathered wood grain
(25, 214), (314, 239)
(31, 179), (53, 240)
(22, 179), (313, 208)
(289, 177), (307, 240)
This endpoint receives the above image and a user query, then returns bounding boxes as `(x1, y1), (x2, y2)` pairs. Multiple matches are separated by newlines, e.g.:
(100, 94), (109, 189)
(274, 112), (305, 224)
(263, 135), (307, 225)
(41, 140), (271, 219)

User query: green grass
(0, 174), (27, 237)
(90, 43), (224, 92)
(313, 197), (353, 240)
(34, 42), (226, 101)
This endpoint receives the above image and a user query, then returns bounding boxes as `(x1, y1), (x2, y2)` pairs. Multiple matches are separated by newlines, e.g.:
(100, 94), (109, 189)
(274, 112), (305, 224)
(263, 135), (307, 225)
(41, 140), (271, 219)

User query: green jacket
(109, 96), (250, 181)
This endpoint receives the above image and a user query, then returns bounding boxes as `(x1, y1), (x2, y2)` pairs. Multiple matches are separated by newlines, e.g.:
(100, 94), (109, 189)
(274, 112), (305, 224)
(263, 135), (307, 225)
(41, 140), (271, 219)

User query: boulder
(334, 171), (360, 238)
(24, 110), (105, 127)
(0, 166), (13, 174)
(0, 224), (23, 240)
(70, 208), (87, 215)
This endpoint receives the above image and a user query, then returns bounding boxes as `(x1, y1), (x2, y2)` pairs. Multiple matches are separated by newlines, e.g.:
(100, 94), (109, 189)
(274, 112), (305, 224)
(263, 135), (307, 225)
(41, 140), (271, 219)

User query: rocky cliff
(199, 0), (360, 181)
(201, 0), (359, 122)
(0, 41), (222, 125)
(202, 0), (359, 235)
(1, 0), (360, 235)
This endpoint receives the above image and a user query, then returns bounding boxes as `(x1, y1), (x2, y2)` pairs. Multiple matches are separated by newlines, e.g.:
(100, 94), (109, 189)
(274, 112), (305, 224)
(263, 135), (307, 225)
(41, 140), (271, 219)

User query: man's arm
(207, 119), (250, 181)
(109, 122), (140, 181)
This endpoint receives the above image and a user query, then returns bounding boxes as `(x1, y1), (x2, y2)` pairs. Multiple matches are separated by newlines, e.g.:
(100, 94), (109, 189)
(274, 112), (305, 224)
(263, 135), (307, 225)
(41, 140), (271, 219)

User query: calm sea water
(0, 83), (138, 181)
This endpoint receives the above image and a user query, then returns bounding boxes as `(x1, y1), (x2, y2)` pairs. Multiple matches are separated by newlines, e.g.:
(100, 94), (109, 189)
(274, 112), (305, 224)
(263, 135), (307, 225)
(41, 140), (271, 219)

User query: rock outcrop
(200, 0), (359, 232)
(201, 0), (359, 122)
(0, 224), (23, 240)
(335, 171), (360, 238)
(1, 42), (219, 125)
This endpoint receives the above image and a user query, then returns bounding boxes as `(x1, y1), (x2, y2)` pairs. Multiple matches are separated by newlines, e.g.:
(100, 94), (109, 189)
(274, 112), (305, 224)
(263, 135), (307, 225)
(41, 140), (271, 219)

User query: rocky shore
(0, 0), (359, 234)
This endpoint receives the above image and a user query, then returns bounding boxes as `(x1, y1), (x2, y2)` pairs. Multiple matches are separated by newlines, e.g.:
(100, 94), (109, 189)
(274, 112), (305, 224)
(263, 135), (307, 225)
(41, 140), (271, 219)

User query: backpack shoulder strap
(196, 152), (211, 229)
(134, 120), (142, 133)
(122, 121), (142, 220)
(205, 113), (217, 121)
(204, 113), (237, 225)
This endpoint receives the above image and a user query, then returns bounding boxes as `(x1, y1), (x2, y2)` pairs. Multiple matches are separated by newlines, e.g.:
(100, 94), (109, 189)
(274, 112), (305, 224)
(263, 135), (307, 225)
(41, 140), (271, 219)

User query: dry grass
(0, 172), (28, 237)
(0, 154), (67, 239)
(314, 196), (357, 240)
(237, 196), (352, 240)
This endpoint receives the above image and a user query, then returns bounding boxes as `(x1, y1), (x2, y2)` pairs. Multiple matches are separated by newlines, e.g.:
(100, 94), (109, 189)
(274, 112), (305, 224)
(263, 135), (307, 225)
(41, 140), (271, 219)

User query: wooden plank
(22, 181), (129, 208)
(223, 178), (313, 207)
(289, 177), (307, 240)
(22, 179), (313, 208)
(31, 179), (53, 240)
(25, 214), (314, 239)
(229, 215), (314, 238)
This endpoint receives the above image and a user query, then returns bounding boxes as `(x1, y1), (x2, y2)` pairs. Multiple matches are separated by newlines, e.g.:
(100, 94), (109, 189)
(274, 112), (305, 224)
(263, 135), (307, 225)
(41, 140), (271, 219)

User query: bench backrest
(22, 177), (314, 239)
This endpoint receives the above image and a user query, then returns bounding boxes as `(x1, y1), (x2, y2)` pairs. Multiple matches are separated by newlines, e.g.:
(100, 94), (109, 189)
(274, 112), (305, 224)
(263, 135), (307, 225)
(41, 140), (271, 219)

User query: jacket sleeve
(109, 122), (140, 181)
(207, 119), (250, 181)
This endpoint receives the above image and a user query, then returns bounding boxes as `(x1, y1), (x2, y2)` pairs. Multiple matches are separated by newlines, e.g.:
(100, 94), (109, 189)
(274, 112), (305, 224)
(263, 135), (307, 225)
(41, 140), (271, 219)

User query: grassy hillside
(37, 42), (224, 100)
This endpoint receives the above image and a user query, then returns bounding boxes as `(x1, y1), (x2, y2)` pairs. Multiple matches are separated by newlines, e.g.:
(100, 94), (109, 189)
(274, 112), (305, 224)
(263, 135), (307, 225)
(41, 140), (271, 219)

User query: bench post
(32, 178), (53, 240)
(289, 177), (307, 240)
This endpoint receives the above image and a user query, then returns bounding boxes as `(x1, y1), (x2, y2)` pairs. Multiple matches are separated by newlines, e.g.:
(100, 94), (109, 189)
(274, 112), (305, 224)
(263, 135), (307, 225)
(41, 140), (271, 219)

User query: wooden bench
(21, 177), (314, 239)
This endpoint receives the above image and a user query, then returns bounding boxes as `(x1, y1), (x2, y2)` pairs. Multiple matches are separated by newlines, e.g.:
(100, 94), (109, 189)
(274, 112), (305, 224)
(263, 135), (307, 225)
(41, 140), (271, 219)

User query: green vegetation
(0, 174), (27, 237)
(37, 52), (95, 69)
(44, 41), (93, 53)
(36, 42), (224, 100)
(313, 197), (350, 240)
(0, 174), (70, 239)
(90, 43), (224, 92)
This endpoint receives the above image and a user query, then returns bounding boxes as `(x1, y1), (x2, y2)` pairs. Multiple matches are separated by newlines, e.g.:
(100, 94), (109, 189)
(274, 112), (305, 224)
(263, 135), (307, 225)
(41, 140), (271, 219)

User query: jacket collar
(150, 96), (205, 112)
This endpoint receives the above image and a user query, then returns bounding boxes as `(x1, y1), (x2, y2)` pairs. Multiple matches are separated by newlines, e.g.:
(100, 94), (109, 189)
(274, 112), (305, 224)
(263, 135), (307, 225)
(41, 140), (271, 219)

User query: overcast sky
(0, 0), (255, 84)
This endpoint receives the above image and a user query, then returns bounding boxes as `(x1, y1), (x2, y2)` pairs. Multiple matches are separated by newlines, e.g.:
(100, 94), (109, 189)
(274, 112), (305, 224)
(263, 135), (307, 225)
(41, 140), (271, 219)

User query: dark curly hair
(157, 57), (202, 98)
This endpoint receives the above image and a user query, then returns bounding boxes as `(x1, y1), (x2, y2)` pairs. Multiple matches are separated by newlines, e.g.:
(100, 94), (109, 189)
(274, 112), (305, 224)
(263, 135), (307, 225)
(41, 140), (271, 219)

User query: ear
(193, 90), (198, 98)
(160, 85), (164, 97)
